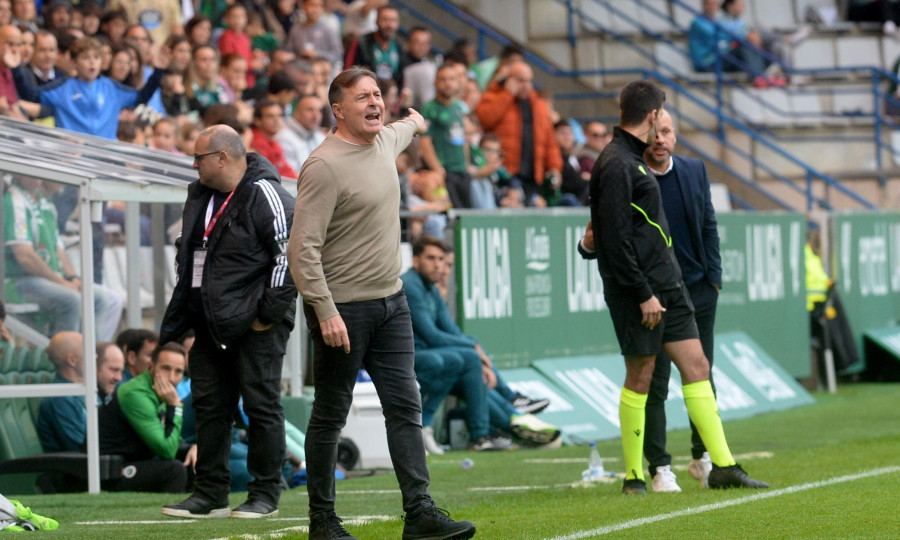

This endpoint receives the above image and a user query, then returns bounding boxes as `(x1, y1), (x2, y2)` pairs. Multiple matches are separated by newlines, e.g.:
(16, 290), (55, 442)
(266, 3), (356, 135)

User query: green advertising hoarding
(498, 332), (812, 444)
(832, 211), (900, 371)
(455, 211), (809, 377)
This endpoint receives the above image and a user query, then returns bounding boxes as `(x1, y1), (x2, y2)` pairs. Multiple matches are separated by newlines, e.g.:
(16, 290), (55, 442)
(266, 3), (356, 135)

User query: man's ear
(332, 103), (343, 120)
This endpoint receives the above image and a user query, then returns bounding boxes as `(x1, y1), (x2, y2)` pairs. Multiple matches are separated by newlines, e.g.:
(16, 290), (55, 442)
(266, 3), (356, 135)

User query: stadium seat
(836, 37), (881, 69)
(11, 346), (31, 373)
(0, 343), (14, 373)
(751, 0), (799, 31)
(0, 397), (123, 494)
(654, 41), (696, 79)
(32, 349), (53, 372)
(792, 38), (836, 71)
(639, 0), (675, 35)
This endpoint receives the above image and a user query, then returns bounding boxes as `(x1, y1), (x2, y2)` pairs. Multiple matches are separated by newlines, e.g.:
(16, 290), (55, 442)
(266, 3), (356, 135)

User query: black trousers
(189, 321), (289, 506)
(444, 170), (472, 209)
(106, 459), (190, 493)
(645, 281), (718, 476)
(303, 291), (431, 517)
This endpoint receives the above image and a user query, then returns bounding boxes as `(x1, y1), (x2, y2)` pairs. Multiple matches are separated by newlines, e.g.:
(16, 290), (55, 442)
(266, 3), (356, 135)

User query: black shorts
(605, 286), (699, 356)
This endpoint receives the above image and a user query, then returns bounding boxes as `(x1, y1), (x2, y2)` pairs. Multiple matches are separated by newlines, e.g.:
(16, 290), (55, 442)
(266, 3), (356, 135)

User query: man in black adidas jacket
(160, 124), (297, 519)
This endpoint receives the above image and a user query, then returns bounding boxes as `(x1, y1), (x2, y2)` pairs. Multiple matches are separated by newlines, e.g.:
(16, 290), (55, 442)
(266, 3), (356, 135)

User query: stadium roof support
(0, 117), (194, 494)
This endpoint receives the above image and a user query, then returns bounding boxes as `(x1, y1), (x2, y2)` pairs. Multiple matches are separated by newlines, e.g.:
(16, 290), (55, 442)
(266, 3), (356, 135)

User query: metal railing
(393, 0), (878, 211)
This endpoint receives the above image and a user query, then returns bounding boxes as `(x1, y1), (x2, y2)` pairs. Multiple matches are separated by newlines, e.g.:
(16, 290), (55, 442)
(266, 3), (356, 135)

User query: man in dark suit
(580, 108), (722, 492)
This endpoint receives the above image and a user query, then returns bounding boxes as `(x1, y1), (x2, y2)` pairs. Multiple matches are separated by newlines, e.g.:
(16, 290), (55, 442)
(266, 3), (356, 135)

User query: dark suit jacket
(660, 155), (721, 289)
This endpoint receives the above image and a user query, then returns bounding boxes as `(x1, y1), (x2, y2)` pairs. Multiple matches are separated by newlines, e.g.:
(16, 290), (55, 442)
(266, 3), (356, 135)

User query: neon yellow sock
(683, 380), (735, 467)
(619, 387), (648, 481)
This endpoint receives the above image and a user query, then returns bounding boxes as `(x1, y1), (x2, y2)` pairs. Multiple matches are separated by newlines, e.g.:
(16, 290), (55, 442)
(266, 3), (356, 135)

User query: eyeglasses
(193, 149), (222, 163)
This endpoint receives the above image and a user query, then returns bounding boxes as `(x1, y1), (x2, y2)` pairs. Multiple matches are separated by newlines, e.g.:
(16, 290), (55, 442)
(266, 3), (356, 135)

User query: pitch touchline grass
(546, 465), (900, 540)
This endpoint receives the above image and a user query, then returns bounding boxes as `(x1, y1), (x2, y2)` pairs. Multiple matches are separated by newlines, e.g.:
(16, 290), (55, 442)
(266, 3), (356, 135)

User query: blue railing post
(566, 0), (576, 48)
(873, 70), (886, 188)
(806, 170), (814, 212)
(477, 31), (487, 61)
(713, 27), (726, 139)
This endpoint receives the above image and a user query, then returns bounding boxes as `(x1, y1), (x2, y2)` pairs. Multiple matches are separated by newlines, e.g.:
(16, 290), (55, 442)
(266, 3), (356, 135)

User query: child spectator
(78, 2), (102, 36)
(469, 130), (510, 210)
(160, 69), (196, 121)
(184, 15), (212, 48)
(150, 116), (181, 154)
(218, 3), (255, 87)
(177, 121), (201, 155)
(13, 36), (174, 140)
(98, 10), (128, 46)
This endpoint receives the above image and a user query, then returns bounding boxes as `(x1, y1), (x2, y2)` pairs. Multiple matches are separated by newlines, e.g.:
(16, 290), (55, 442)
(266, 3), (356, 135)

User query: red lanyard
(202, 190), (235, 247)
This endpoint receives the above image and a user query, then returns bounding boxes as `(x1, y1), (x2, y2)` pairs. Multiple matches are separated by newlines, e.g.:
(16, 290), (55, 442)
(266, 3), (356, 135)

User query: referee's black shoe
(621, 478), (647, 494)
(708, 464), (769, 489)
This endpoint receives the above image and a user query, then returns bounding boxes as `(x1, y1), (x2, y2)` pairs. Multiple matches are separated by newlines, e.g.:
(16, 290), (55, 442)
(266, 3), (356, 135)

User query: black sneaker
(161, 496), (230, 518)
(402, 500), (475, 540)
(309, 511), (357, 539)
(231, 498), (278, 518)
(510, 392), (550, 414)
(708, 464), (769, 489)
(621, 478), (647, 494)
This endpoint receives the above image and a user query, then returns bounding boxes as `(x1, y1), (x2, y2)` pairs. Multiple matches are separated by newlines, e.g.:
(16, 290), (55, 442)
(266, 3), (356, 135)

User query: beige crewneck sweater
(287, 118), (417, 321)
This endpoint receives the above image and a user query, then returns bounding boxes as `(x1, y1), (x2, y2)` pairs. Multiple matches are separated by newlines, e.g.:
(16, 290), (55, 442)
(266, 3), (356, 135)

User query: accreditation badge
(192, 249), (206, 288)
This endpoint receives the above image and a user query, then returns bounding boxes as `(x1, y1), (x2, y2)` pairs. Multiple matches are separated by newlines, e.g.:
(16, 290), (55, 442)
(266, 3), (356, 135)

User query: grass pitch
(15, 383), (900, 539)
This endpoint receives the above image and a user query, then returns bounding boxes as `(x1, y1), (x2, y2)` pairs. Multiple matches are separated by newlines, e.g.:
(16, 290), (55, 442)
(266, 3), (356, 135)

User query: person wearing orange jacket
(475, 60), (562, 206)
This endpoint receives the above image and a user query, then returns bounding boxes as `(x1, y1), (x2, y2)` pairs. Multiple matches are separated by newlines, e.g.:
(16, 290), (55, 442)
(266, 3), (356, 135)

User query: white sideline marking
(545, 466), (900, 540)
(207, 515), (394, 540)
(76, 520), (197, 525)
(524, 452), (771, 465)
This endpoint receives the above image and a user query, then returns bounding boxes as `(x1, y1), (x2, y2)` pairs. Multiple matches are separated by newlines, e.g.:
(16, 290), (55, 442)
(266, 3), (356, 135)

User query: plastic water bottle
(581, 442), (610, 481)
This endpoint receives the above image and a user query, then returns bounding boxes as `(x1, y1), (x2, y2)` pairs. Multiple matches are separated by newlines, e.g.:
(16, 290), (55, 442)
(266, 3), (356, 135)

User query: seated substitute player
(589, 79), (767, 494)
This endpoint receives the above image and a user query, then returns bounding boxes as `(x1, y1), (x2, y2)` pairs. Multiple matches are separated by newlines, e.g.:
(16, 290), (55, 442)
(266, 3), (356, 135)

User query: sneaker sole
(510, 426), (561, 445)
(161, 507), (230, 519)
(231, 509), (279, 519)
(516, 402), (549, 415)
(402, 524), (476, 540)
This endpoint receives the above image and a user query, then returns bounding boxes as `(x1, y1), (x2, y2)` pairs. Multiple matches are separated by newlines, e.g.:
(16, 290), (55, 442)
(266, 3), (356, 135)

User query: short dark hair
(619, 80), (665, 127)
(119, 328), (159, 355)
(96, 342), (120, 368)
(151, 342), (186, 364)
(267, 70), (295, 95)
(499, 44), (524, 60)
(253, 97), (280, 119)
(412, 235), (448, 256)
(100, 9), (128, 26)
(328, 66), (377, 106)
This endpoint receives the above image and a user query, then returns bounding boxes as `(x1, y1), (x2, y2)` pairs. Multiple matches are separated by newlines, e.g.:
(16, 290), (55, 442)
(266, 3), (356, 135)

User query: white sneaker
(689, 452), (713, 488)
(509, 413), (561, 445)
(651, 465), (682, 493)
(422, 426), (444, 456)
